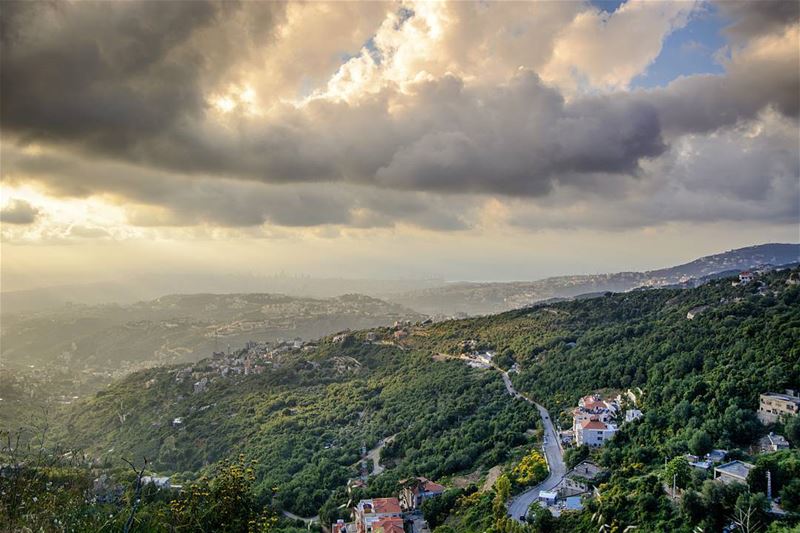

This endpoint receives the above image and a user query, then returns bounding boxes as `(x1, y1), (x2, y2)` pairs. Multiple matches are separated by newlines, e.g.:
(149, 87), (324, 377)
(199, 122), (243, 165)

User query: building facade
(758, 390), (800, 424)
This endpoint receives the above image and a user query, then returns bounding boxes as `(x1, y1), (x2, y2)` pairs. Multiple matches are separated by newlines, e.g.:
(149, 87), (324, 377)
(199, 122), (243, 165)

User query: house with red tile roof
(573, 394), (619, 447)
(373, 517), (405, 533)
(354, 497), (402, 533)
(399, 477), (446, 510)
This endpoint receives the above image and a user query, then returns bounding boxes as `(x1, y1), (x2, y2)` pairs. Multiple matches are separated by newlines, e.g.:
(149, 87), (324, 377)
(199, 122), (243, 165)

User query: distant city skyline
(2, 1), (798, 291)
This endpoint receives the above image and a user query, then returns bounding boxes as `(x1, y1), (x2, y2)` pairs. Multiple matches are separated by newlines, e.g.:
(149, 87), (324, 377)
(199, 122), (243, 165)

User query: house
(686, 305), (709, 320)
(332, 333), (351, 344)
(399, 477), (445, 510)
(354, 498), (402, 533)
(575, 417), (618, 447)
(705, 449), (728, 464)
(332, 519), (350, 533)
(372, 517), (404, 533)
(758, 390), (800, 424)
(714, 460), (754, 486)
(171, 417), (183, 428)
(539, 490), (557, 505)
(759, 433), (790, 452)
(141, 476), (171, 489)
(738, 271), (754, 284)
(689, 459), (712, 471)
(625, 409), (643, 423)
(573, 394), (619, 447)
(193, 377), (208, 394)
(558, 460), (605, 496)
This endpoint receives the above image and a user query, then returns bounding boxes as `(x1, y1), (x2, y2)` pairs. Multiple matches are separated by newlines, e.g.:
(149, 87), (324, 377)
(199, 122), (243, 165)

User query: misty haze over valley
(1, 0), (798, 531)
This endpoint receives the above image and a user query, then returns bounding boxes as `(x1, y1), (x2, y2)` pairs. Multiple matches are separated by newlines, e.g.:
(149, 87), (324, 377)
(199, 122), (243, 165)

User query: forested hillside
(4, 269), (799, 531)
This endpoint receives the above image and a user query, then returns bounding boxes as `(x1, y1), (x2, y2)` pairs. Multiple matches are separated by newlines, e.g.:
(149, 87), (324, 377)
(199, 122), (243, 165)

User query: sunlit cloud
(0, 0), (797, 286)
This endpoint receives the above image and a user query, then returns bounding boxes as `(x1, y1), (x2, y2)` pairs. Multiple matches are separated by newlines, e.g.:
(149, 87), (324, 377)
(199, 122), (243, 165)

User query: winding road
(501, 371), (567, 522)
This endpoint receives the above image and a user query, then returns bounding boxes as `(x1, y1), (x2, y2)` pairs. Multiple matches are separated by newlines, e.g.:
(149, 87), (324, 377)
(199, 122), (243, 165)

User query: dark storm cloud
(0, 0), (797, 231)
(0, 199), (40, 225)
(638, 39), (800, 136)
(1, 146), (469, 231)
(1, 0), (285, 155)
(371, 73), (667, 196)
(717, 0), (800, 39)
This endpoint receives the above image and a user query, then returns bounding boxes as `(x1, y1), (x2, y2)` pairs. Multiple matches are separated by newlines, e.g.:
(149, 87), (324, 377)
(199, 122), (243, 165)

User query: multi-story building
(758, 390), (800, 424)
(354, 498), (402, 533)
(573, 394), (619, 447)
(738, 271), (754, 284)
(399, 477), (445, 511)
(576, 417), (618, 447)
(558, 460), (605, 496)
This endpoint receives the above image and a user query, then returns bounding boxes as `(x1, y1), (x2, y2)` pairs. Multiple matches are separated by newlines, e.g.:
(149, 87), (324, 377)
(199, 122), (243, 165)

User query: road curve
(502, 373), (567, 522)
(281, 510), (319, 524)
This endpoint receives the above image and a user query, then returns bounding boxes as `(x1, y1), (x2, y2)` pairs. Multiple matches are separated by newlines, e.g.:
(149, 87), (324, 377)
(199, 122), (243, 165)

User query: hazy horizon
(3, 239), (799, 296)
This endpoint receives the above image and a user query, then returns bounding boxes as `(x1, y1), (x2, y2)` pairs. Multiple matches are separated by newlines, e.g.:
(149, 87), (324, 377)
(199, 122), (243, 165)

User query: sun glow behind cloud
(0, 0), (797, 288)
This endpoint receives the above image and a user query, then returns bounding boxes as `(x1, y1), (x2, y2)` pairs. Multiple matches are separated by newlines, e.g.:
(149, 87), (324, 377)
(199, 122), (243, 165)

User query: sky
(1, 0), (799, 291)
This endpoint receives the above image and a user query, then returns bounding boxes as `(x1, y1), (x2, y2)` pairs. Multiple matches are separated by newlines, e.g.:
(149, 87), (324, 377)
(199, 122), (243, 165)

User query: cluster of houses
(671, 390), (797, 500)
(332, 478), (445, 533)
(533, 460), (608, 515)
(171, 338), (317, 391)
(571, 392), (642, 448)
(331, 318), (433, 346)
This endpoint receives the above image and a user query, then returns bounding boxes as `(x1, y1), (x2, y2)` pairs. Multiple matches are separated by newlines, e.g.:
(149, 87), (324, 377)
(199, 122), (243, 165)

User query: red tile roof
(582, 419), (608, 430)
(374, 517), (404, 533)
(373, 497), (401, 514)
(403, 477), (446, 495)
(422, 479), (445, 493)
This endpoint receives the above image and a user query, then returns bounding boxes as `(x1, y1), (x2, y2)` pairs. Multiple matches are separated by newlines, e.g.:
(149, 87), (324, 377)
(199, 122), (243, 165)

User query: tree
(664, 456), (691, 491)
(564, 445), (590, 470)
(493, 475), (511, 520)
(785, 416), (800, 446)
(731, 492), (769, 533)
(170, 456), (277, 532)
(780, 478), (800, 512)
(529, 505), (555, 532)
(680, 489), (705, 525)
(689, 430), (713, 457)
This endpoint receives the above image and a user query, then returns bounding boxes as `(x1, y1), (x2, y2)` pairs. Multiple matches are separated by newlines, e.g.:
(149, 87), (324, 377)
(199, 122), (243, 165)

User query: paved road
(436, 356), (568, 522)
(281, 510), (319, 525)
(502, 372), (567, 522)
(366, 434), (396, 476)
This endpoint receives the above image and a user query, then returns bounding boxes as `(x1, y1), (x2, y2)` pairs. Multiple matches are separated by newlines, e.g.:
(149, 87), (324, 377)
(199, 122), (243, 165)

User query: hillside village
(5, 267), (800, 532)
(157, 269), (800, 527)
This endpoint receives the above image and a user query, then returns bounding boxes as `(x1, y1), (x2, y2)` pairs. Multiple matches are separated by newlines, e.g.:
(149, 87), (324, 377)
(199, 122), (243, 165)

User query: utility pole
(767, 470), (772, 500)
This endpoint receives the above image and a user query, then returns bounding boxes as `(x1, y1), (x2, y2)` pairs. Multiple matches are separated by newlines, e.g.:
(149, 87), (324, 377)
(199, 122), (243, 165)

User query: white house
(354, 497), (402, 533)
(625, 409), (644, 423)
(575, 418), (618, 447)
(573, 394), (619, 447)
(141, 476), (171, 489)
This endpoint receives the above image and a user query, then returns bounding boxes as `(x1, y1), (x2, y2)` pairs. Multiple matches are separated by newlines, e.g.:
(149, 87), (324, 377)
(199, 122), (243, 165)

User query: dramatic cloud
(718, 0), (800, 39)
(0, 199), (40, 225)
(0, 0), (797, 236)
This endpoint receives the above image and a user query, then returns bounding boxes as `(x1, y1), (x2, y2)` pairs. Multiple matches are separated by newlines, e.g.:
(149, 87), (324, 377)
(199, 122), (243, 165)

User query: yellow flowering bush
(510, 449), (548, 488)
